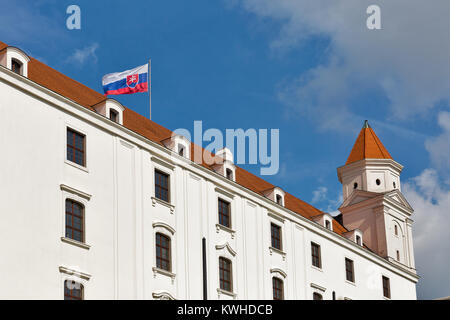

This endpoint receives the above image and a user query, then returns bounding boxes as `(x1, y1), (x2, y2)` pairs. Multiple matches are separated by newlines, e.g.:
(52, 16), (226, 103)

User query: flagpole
(149, 58), (152, 120)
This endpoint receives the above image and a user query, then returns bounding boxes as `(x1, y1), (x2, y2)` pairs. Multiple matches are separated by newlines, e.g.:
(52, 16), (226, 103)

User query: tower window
(156, 233), (171, 271)
(64, 280), (84, 300)
(353, 182), (358, 189)
(311, 242), (322, 269)
(65, 199), (84, 243)
(393, 182), (396, 188)
(219, 257), (232, 292)
(11, 59), (22, 75)
(178, 145), (185, 157)
(396, 250), (400, 261)
(109, 109), (119, 123)
(394, 225), (398, 236)
(271, 223), (282, 250)
(272, 277), (284, 300)
(382, 276), (391, 299)
(376, 179), (381, 186)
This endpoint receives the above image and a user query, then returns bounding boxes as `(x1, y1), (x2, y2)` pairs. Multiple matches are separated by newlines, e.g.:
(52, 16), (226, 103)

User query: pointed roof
(346, 120), (392, 165)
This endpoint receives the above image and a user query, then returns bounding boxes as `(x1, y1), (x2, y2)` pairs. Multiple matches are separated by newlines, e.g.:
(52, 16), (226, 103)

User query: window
(64, 280), (84, 300)
(276, 194), (283, 205)
(155, 170), (170, 202)
(345, 258), (354, 283)
(65, 199), (84, 243)
(178, 145), (185, 157)
(393, 182), (396, 188)
(272, 277), (284, 300)
(313, 292), (323, 300)
(376, 179), (381, 186)
(353, 182), (358, 189)
(219, 257), (232, 292)
(271, 223), (282, 250)
(311, 242), (321, 268)
(382, 276), (391, 298)
(109, 109), (119, 123)
(396, 250), (400, 261)
(156, 233), (171, 271)
(394, 225), (398, 236)
(218, 199), (231, 228)
(356, 235), (362, 246)
(67, 128), (86, 167)
(226, 168), (233, 180)
(11, 59), (22, 75)
(325, 220), (331, 230)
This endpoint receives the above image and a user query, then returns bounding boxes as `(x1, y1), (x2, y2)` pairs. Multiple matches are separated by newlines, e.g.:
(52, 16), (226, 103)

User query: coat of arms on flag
(102, 64), (149, 96)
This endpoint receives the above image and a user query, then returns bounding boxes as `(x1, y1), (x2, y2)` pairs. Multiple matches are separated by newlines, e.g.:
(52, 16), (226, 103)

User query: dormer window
(226, 168), (234, 180)
(11, 59), (22, 75)
(276, 194), (283, 205)
(162, 133), (191, 160)
(325, 220), (331, 230)
(356, 235), (362, 246)
(178, 145), (185, 157)
(109, 109), (119, 123)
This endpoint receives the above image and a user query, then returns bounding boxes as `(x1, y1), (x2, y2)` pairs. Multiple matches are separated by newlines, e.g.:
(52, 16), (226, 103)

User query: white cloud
(67, 43), (99, 65)
(231, 0), (450, 130)
(425, 112), (450, 175)
(312, 186), (327, 204)
(403, 169), (450, 299)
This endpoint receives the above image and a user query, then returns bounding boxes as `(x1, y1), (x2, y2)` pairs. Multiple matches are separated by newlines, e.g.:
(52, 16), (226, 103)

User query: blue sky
(1, 0), (450, 299)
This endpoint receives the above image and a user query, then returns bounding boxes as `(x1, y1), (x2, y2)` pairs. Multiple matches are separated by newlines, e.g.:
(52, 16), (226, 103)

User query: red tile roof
(0, 40), (347, 236)
(346, 121), (392, 165)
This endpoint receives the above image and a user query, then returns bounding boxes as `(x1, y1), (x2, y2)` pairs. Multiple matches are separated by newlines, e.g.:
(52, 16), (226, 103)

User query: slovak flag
(102, 64), (149, 96)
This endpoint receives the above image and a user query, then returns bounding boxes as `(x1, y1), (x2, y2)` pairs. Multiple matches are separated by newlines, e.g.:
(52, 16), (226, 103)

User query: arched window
(313, 292), (323, 300)
(276, 194), (283, 205)
(325, 220), (331, 230)
(65, 199), (84, 242)
(394, 225), (398, 236)
(356, 235), (362, 246)
(178, 145), (185, 157)
(226, 168), (233, 180)
(156, 233), (171, 271)
(109, 109), (119, 123)
(11, 59), (22, 75)
(396, 250), (400, 261)
(376, 179), (381, 186)
(219, 257), (232, 292)
(272, 277), (284, 300)
(64, 280), (84, 300)
(353, 182), (358, 189)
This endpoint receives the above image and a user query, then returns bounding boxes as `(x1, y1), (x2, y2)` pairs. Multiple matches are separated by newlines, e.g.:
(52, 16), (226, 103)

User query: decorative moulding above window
(151, 156), (176, 170)
(59, 266), (91, 281)
(152, 221), (176, 235)
(215, 242), (237, 257)
(214, 187), (235, 199)
(152, 290), (176, 300)
(270, 268), (288, 279)
(92, 99), (125, 125)
(0, 46), (30, 77)
(262, 187), (285, 207)
(268, 211), (285, 224)
(161, 134), (191, 160)
(60, 184), (92, 200)
(310, 282), (326, 292)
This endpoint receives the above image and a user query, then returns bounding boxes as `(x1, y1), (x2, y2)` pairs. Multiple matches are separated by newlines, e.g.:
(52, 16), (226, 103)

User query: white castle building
(0, 42), (418, 300)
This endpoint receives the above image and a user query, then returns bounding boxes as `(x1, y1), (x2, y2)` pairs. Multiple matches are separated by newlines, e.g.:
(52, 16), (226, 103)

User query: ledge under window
(151, 196), (175, 214)
(61, 237), (90, 250)
(216, 224), (236, 239)
(269, 246), (286, 261)
(217, 288), (237, 299)
(152, 267), (176, 284)
(64, 159), (89, 173)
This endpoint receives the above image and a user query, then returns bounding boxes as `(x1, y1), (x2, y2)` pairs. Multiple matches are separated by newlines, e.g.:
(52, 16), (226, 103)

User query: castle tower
(337, 121), (416, 272)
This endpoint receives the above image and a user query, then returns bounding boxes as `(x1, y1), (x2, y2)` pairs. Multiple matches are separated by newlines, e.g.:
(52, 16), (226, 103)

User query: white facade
(0, 48), (418, 300)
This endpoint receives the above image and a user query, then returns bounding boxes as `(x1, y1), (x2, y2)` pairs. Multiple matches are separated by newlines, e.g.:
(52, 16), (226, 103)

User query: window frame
(65, 199), (85, 243)
(66, 127), (86, 168)
(109, 109), (119, 123)
(272, 277), (284, 300)
(218, 198), (231, 229)
(154, 169), (170, 203)
(382, 276), (391, 299)
(311, 242), (322, 269)
(270, 223), (282, 251)
(345, 258), (355, 283)
(219, 257), (233, 293)
(11, 58), (22, 75)
(155, 232), (172, 272)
